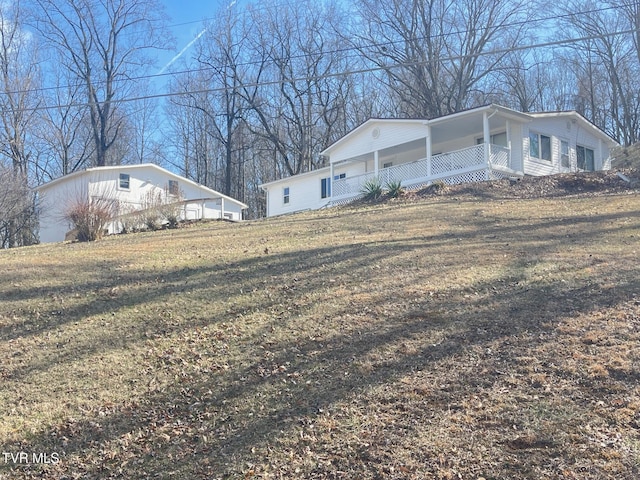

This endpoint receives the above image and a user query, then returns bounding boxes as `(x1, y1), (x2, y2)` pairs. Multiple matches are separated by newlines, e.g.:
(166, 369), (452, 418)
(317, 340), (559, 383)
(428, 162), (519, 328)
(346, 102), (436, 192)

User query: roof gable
(36, 163), (248, 209)
(528, 111), (618, 146)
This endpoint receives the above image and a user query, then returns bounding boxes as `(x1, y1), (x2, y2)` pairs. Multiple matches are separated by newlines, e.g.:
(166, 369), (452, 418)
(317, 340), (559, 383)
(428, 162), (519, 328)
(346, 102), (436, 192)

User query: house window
(168, 180), (179, 196)
(561, 140), (570, 168)
(334, 173), (346, 180)
(529, 132), (551, 161)
(321, 178), (331, 199)
(576, 145), (595, 171)
(119, 173), (130, 190)
(383, 162), (393, 169)
(283, 187), (290, 204)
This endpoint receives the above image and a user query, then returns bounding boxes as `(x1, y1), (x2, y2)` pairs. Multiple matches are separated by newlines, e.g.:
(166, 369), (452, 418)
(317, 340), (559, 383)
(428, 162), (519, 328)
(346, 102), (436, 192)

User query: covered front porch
(331, 143), (514, 199)
(324, 105), (528, 202)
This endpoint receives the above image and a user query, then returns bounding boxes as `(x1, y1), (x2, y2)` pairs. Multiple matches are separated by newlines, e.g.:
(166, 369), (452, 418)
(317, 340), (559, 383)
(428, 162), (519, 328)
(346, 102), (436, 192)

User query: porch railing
(332, 143), (517, 200)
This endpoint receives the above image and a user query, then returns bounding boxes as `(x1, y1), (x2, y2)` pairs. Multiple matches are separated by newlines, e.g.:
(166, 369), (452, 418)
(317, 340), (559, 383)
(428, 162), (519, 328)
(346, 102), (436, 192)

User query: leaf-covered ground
(1, 172), (639, 479)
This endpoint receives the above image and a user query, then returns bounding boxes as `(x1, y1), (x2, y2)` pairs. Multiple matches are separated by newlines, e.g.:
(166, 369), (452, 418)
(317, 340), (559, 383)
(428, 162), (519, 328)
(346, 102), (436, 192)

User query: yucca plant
(386, 180), (404, 198)
(361, 177), (383, 200)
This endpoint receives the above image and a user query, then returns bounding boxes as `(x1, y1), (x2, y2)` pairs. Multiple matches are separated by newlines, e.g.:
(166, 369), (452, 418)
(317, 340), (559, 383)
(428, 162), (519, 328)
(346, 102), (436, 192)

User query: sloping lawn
(1, 183), (639, 479)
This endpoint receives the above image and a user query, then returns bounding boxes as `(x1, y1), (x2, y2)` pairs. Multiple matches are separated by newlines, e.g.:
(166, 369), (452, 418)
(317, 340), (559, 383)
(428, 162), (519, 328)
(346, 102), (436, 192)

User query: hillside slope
(1, 173), (639, 479)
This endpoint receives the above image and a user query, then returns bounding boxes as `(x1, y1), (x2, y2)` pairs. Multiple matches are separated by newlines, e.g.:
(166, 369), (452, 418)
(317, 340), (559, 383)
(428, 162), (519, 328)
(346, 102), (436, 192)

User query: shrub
(423, 180), (448, 195)
(386, 180), (404, 198)
(361, 177), (383, 200)
(64, 196), (117, 242)
(140, 186), (184, 230)
(159, 195), (183, 229)
(118, 205), (143, 234)
(140, 189), (164, 231)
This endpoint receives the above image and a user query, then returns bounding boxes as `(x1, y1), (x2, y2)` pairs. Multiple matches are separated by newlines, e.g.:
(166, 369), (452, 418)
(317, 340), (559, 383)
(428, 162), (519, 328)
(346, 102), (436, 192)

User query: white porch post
(221, 197), (225, 219)
(483, 111), (492, 180)
(374, 150), (379, 177)
(597, 138), (604, 170)
(426, 125), (432, 178)
(483, 111), (491, 162)
(506, 119), (512, 169)
(330, 162), (335, 198)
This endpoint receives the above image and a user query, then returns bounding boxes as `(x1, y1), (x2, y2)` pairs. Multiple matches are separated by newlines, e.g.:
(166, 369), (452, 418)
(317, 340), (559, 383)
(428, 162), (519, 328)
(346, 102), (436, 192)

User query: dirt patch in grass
(1, 174), (640, 479)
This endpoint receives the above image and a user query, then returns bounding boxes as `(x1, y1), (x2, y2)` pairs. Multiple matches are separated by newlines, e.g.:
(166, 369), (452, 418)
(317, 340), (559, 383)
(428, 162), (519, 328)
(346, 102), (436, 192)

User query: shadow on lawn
(2, 205), (640, 479)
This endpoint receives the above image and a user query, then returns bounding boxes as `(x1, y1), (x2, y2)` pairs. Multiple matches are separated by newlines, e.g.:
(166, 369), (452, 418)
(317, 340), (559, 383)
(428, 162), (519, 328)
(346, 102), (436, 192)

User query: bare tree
(350, 0), (532, 118)
(129, 83), (162, 165)
(0, 1), (40, 246)
(557, 1), (640, 145)
(0, 2), (39, 175)
(35, 55), (95, 181)
(239, 0), (356, 176)
(0, 164), (36, 248)
(180, 6), (249, 197)
(167, 71), (216, 187)
(32, 0), (171, 166)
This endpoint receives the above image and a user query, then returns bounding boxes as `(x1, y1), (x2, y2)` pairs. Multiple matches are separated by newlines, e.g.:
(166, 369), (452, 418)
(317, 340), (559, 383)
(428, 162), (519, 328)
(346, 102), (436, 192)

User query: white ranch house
(260, 104), (618, 217)
(36, 163), (247, 243)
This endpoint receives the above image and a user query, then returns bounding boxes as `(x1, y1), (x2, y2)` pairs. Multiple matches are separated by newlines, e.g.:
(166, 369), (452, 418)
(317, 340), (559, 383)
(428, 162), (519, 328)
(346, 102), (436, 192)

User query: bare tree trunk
(350, 0), (532, 118)
(33, 0), (171, 166)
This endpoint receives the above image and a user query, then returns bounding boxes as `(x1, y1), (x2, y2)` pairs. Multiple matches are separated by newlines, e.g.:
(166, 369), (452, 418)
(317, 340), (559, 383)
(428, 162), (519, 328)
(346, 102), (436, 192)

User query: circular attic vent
(372, 127), (380, 139)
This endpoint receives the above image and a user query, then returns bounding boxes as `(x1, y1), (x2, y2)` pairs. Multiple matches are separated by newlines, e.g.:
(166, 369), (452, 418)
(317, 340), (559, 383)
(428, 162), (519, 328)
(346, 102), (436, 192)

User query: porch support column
(330, 162), (335, 198)
(506, 119), (512, 169)
(597, 138), (604, 170)
(426, 125), (432, 177)
(221, 197), (225, 219)
(483, 111), (491, 162)
(374, 150), (379, 177)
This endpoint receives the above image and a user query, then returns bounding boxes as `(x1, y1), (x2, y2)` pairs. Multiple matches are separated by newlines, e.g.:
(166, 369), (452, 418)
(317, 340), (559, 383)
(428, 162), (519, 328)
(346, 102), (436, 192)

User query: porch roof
(321, 104), (531, 158)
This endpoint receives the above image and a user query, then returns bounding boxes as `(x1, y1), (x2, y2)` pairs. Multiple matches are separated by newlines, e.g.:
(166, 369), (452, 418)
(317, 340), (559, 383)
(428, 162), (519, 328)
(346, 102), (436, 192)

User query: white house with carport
(260, 104), (618, 217)
(36, 163), (248, 243)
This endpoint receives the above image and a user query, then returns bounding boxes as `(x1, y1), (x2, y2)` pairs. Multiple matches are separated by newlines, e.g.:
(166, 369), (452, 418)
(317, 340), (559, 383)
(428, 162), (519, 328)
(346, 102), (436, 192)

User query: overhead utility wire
(16, 27), (640, 114)
(4, 0), (637, 99)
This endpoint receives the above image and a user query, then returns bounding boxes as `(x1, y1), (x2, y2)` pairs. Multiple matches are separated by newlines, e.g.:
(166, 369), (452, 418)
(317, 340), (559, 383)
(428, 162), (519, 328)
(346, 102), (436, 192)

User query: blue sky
(162, 1), (222, 54)
(157, 0), (245, 78)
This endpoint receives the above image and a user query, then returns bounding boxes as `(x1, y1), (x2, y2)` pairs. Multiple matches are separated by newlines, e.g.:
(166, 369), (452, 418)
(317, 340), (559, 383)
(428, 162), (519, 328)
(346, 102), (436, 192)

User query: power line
(3, 1), (640, 111)
(15, 26), (640, 114)
(4, 0), (637, 99)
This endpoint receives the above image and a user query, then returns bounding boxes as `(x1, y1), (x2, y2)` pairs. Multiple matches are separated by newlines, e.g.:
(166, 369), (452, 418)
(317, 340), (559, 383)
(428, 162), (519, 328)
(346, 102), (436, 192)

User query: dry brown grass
(1, 176), (640, 479)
